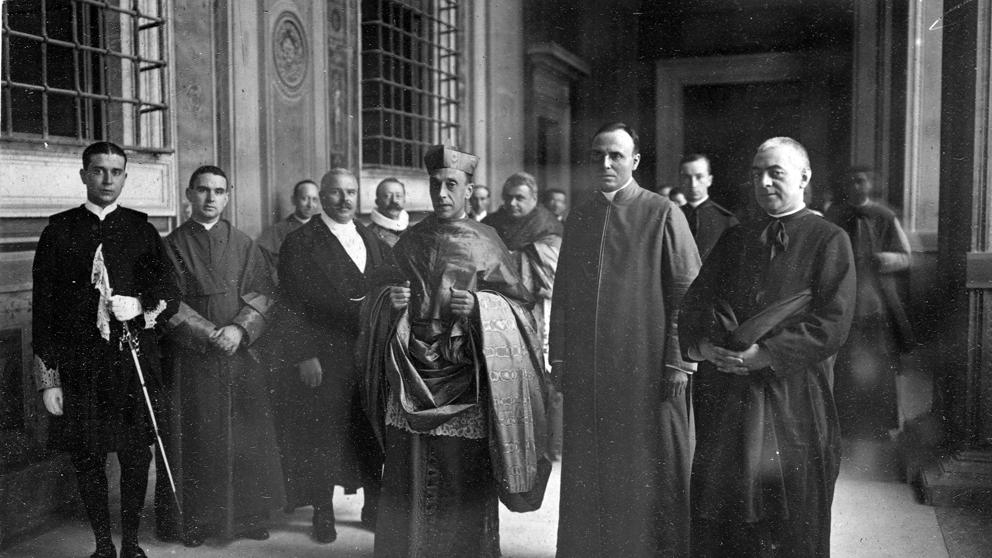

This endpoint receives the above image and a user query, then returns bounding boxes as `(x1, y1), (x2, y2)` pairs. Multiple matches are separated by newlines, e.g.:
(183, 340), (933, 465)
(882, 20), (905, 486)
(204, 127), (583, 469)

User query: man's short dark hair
(376, 177), (406, 197)
(188, 165), (229, 190)
(292, 179), (318, 198)
(82, 141), (127, 169)
(593, 122), (640, 155)
(542, 188), (566, 203)
(680, 153), (711, 172)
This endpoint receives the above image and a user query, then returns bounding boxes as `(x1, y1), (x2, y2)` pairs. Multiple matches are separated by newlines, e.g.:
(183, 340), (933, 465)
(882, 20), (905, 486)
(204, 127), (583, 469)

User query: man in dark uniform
(679, 153), (738, 261)
(33, 141), (179, 558)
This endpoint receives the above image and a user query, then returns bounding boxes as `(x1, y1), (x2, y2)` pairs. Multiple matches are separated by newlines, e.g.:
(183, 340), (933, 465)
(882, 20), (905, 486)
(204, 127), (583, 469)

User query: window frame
(0, 0), (173, 153)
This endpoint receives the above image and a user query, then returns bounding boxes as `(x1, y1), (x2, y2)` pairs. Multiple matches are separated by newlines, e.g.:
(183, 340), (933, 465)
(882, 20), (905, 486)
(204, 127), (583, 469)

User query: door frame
(654, 51), (847, 187)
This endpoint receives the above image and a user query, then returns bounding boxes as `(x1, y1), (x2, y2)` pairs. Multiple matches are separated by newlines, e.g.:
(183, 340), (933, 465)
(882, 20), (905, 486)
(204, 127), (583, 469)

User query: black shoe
(90, 541), (116, 558)
(155, 523), (181, 543)
(242, 527), (270, 541)
(360, 504), (378, 531)
(119, 542), (147, 558)
(312, 505), (337, 544)
(182, 526), (206, 548)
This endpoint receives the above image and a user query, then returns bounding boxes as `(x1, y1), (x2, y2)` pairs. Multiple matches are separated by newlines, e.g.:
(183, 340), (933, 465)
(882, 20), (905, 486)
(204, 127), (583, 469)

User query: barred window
(361, 0), (463, 169)
(1, 0), (169, 150)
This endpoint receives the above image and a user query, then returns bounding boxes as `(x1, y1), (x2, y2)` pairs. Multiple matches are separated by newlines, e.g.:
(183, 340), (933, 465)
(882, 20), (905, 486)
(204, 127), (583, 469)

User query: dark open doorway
(682, 81), (803, 212)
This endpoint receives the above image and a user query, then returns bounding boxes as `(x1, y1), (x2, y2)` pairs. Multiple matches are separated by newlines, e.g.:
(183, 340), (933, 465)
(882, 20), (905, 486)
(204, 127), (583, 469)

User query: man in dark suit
(679, 153), (738, 261)
(273, 168), (390, 543)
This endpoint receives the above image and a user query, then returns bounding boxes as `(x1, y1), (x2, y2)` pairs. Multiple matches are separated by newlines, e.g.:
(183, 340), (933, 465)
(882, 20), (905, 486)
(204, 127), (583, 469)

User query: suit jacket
(271, 217), (391, 494)
(278, 217), (391, 363)
(681, 197), (738, 262)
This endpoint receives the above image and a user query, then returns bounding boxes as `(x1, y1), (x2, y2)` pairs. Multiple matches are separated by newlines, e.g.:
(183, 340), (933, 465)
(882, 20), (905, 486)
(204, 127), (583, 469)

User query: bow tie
(761, 218), (789, 260)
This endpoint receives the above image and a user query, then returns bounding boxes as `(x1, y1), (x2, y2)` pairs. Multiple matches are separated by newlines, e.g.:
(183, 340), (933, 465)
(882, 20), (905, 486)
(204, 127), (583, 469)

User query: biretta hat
(424, 145), (479, 175)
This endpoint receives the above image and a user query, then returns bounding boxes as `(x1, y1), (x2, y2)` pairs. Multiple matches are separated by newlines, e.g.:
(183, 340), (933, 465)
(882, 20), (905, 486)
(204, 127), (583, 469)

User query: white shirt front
(321, 214), (367, 272)
(688, 195), (710, 208)
(192, 218), (219, 231)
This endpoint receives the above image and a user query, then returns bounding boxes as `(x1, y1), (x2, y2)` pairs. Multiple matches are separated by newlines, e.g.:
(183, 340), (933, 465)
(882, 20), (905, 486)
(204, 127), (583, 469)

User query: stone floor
(1, 450), (979, 558)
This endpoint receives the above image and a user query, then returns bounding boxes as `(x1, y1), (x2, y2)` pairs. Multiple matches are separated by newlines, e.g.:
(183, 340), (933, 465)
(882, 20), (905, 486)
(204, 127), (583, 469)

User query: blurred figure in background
(256, 179), (321, 285)
(468, 183), (490, 221)
(542, 187), (569, 222)
(826, 165), (914, 438)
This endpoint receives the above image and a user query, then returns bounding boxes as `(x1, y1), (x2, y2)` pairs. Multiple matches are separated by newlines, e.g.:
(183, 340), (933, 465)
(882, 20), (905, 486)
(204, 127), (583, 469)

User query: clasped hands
(697, 339), (772, 376)
(389, 281), (476, 316)
(210, 325), (244, 356)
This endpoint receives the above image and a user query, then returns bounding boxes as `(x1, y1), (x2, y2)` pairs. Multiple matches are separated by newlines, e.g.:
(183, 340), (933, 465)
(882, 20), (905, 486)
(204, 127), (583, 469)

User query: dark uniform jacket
(32, 206), (179, 453)
(681, 197), (738, 261)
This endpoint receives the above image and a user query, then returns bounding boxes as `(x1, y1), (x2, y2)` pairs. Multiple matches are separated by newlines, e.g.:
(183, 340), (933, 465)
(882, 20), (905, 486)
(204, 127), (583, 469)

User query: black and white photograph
(0, 0), (991, 557)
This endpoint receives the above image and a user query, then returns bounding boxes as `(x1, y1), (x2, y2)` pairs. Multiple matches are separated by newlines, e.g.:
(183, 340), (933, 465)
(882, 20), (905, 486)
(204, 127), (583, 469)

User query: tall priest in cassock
(551, 123), (701, 557)
(32, 141), (179, 558)
(680, 137), (855, 557)
(274, 168), (391, 543)
(360, 145), (551, 558)
(160, 165), (284, 546)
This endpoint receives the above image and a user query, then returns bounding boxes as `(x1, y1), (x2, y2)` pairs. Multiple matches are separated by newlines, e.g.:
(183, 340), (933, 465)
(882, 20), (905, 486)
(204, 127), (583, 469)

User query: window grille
(1, 0), (170, 150)
(361, 0), (463, 169)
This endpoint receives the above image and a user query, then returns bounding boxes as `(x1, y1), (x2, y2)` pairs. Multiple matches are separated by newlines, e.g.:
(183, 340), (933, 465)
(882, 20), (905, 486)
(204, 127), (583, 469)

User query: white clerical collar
(321, 212), (356, 232)
(192, 218), (220, 230)
(766, 203), (806, 219)
(688, 195), (709, 208)
(370, 208), (410, 232)
(84, 201), (119, 221)
(600, 177), (634, 201)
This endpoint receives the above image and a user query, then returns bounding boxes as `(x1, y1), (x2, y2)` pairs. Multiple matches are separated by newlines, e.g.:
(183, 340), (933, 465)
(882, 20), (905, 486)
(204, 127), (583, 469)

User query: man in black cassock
(161, 165), (283, 546)
(274, 168), (390, 543)
(33, 141), (179, 558)
(679, 153), (739, 261)
(680, 137), (856, 557)
(551, 123), (701, 557)
(361, 145), (550, 558)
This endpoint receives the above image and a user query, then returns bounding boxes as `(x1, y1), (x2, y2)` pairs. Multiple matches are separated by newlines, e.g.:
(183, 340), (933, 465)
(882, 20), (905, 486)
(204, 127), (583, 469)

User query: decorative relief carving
(182, 83), (204, 115)
(273, 12), (309, 93)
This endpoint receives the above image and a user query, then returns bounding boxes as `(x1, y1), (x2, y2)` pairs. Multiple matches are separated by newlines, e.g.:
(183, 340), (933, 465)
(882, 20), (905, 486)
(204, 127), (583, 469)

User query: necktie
(761, 218), (788, 261)
(684, 206), (699, 237)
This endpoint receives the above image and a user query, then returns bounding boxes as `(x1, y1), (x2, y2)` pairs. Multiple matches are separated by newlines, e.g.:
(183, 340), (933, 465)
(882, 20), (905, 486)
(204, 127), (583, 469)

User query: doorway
(682, 80), (803, 212)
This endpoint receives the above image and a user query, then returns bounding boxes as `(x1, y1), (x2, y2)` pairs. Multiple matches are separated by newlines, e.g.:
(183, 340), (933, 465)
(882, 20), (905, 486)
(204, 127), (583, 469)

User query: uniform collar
(84, 201), (119, 221)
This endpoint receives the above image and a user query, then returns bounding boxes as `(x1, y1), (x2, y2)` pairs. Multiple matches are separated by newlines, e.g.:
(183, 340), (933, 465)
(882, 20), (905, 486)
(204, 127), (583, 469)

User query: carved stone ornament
(273, 12), (308, 92)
